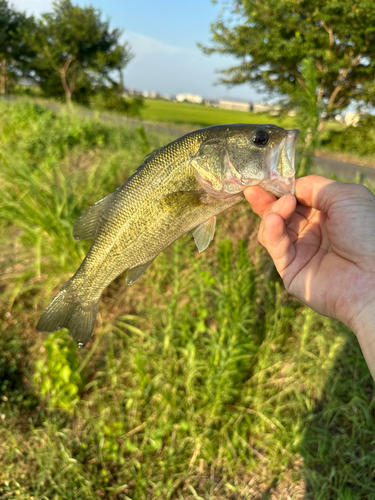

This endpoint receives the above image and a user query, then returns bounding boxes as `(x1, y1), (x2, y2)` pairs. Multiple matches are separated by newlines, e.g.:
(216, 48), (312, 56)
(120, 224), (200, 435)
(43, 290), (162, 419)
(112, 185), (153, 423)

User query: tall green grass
(1, 101), (375, 499)
(0, 101), (172, 304)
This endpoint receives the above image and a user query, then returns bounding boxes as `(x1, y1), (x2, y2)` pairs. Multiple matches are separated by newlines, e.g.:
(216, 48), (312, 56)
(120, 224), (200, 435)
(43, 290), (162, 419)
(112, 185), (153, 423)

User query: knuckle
(345, 183), (373, 202)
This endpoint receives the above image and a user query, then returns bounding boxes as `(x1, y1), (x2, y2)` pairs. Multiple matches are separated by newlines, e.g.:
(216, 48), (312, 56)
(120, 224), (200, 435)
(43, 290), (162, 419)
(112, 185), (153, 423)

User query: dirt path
(312, 156), (375, 182)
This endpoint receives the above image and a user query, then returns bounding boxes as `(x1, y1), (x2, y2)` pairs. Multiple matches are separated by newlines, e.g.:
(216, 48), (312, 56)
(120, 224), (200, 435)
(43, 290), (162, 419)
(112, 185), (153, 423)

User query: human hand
(244, 175), (375, 358)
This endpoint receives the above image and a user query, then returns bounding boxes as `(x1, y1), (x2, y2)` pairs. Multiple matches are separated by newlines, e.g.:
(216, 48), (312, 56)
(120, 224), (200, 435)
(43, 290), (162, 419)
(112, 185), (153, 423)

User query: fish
(36, 123), (300, 348)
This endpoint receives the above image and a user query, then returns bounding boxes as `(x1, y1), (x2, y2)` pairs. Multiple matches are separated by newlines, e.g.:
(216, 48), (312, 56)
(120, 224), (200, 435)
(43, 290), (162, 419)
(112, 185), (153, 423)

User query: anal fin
(193, 216), (216, 253)
(126, 259), (154, 285)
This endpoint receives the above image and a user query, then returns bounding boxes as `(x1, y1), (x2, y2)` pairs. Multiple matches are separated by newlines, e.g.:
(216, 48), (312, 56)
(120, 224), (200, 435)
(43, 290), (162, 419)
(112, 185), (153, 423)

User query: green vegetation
(0, 0), (35, 95)
(203, 0), (375, 121)
(1, 100), (375, 499)
(28, 0), (131, 104)
(142, 98), (297, 130)
(320, 115), (375, 159)
(1, 0), (139, 114)
(294, 58), (323, 177)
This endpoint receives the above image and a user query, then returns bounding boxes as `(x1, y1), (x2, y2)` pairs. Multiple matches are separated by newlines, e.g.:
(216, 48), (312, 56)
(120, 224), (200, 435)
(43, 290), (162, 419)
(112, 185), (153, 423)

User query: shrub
(320, 114), (375, 158)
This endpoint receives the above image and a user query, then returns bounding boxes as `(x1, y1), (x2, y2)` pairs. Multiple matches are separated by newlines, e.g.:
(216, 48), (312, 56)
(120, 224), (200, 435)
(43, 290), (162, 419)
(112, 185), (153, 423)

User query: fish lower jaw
(201, 176), (294, 200)
(259, 177), (295, 197)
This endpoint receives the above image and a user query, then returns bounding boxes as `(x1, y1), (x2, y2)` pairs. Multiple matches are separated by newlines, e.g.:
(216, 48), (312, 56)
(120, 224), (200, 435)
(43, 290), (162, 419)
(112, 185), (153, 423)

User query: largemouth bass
(37, 124), (299, 348)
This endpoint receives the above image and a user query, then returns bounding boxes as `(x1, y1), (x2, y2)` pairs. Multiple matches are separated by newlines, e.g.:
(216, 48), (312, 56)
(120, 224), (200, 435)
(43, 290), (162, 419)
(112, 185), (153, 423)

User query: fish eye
(252, 130), (269, 146)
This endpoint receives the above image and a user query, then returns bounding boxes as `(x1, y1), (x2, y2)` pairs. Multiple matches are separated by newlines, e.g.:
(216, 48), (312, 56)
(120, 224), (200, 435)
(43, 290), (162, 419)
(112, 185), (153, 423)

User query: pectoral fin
(126, 259), (154, 285)
(193, 216), (216, 253)
(158, 191), (210, 217)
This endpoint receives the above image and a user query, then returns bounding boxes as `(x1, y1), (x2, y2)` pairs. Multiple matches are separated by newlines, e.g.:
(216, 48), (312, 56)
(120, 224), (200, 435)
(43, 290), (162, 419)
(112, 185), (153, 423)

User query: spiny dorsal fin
(126, 259), (154, 285)
(193, 216), (217, 253)
(143, 146), (164, 163)
(73, 192), (115, 241)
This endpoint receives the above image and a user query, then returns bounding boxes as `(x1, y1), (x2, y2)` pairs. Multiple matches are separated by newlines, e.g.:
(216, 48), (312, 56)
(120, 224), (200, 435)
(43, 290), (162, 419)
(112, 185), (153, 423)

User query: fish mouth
(261, 129), (300, 197)
(195, 128), (300, 201)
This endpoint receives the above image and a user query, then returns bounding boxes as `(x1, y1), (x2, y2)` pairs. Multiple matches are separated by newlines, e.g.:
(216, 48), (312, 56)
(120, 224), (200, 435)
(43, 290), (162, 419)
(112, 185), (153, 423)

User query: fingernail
(272, 196), (286, 213)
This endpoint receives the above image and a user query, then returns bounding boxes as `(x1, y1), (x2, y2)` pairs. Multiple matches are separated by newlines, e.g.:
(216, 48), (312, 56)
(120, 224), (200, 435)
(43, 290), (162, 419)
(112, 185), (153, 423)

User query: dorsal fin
(143, 146), (164, 163)
(73, 192), (115, 241)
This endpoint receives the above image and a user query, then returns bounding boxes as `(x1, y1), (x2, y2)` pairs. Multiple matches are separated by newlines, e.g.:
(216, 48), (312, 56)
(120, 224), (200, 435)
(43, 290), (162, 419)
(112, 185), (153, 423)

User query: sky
(12, 0), (268, 103)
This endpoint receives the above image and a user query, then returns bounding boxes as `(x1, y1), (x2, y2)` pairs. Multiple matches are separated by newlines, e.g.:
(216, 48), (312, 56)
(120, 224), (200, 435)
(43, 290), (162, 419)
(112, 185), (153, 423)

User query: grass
(10, 93), (297, 131)
(141, 98), (297, 130)
(1, 100), (375, 499)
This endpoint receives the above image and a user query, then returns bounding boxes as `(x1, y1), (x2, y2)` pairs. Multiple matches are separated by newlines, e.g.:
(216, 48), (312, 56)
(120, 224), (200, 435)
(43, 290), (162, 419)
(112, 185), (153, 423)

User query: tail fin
(36, 282), (99, 349)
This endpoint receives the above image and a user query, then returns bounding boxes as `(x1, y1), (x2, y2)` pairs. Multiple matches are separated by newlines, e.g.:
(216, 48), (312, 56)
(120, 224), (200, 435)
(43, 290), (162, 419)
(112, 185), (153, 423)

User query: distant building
(253, 103), (272, 113)
(176, 93), (203, 104)
(219, 100), (252, 112)
(204, 99), (219, 107)
(123, 87), (143, 97)
(253, 103), (284, 116)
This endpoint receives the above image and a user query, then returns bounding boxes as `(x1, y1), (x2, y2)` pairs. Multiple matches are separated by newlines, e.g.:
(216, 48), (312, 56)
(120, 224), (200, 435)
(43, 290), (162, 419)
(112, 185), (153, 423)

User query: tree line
(0, 0), (141, 113)
(202, 0), (375, 123)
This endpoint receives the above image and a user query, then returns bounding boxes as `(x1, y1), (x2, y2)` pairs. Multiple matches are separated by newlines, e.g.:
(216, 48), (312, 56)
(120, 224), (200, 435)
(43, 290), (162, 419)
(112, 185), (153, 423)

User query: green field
(1, 100), (375, 499)
(141, 98), (297, 130)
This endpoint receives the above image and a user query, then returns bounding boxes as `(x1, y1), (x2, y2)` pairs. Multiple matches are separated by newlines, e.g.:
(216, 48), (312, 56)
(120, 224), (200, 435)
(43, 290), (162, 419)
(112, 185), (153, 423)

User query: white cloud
(125, 32), (195, 59)
(11, 0), (53, 16)
(123, 32), (266, 101)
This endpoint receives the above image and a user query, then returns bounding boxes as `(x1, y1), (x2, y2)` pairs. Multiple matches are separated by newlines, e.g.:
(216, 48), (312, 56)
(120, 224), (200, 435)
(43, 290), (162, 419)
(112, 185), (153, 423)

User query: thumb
(259, 195), (296, 276)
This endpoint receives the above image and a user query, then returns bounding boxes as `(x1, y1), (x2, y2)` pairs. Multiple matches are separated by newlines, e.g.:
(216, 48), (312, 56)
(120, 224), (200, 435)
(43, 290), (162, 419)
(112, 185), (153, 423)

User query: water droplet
(77, 342), (84, 350)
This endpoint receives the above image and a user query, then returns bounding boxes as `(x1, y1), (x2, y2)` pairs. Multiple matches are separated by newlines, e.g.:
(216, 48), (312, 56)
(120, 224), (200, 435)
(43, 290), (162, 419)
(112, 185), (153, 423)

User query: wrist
(345, 289), (375, 381)
(349, 302), (375, 337)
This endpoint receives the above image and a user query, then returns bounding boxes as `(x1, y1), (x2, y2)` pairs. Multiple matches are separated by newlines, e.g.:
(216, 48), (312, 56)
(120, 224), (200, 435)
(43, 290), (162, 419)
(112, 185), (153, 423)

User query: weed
(33, 330), (84, 411)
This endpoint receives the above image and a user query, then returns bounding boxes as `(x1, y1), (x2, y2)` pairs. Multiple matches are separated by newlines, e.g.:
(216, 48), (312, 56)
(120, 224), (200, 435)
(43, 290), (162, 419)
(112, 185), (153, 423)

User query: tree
(202, 0), (375, 119)
(31, 0), (132, 103)
(0, 0), (35, 95)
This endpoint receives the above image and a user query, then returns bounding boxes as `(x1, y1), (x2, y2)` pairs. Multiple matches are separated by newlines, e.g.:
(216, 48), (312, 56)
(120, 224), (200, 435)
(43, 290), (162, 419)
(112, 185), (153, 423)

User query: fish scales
(73, 129), (240, 296)
(37, 124), (300, 348)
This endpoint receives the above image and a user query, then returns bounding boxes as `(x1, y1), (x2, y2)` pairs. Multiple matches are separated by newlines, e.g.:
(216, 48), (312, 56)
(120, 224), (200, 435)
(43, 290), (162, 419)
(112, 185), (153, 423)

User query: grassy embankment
(1, 100), (375, 499)
(10, 94), (375, 167)
(142, 99), (375, 167)
(140, 98), (297, 130)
